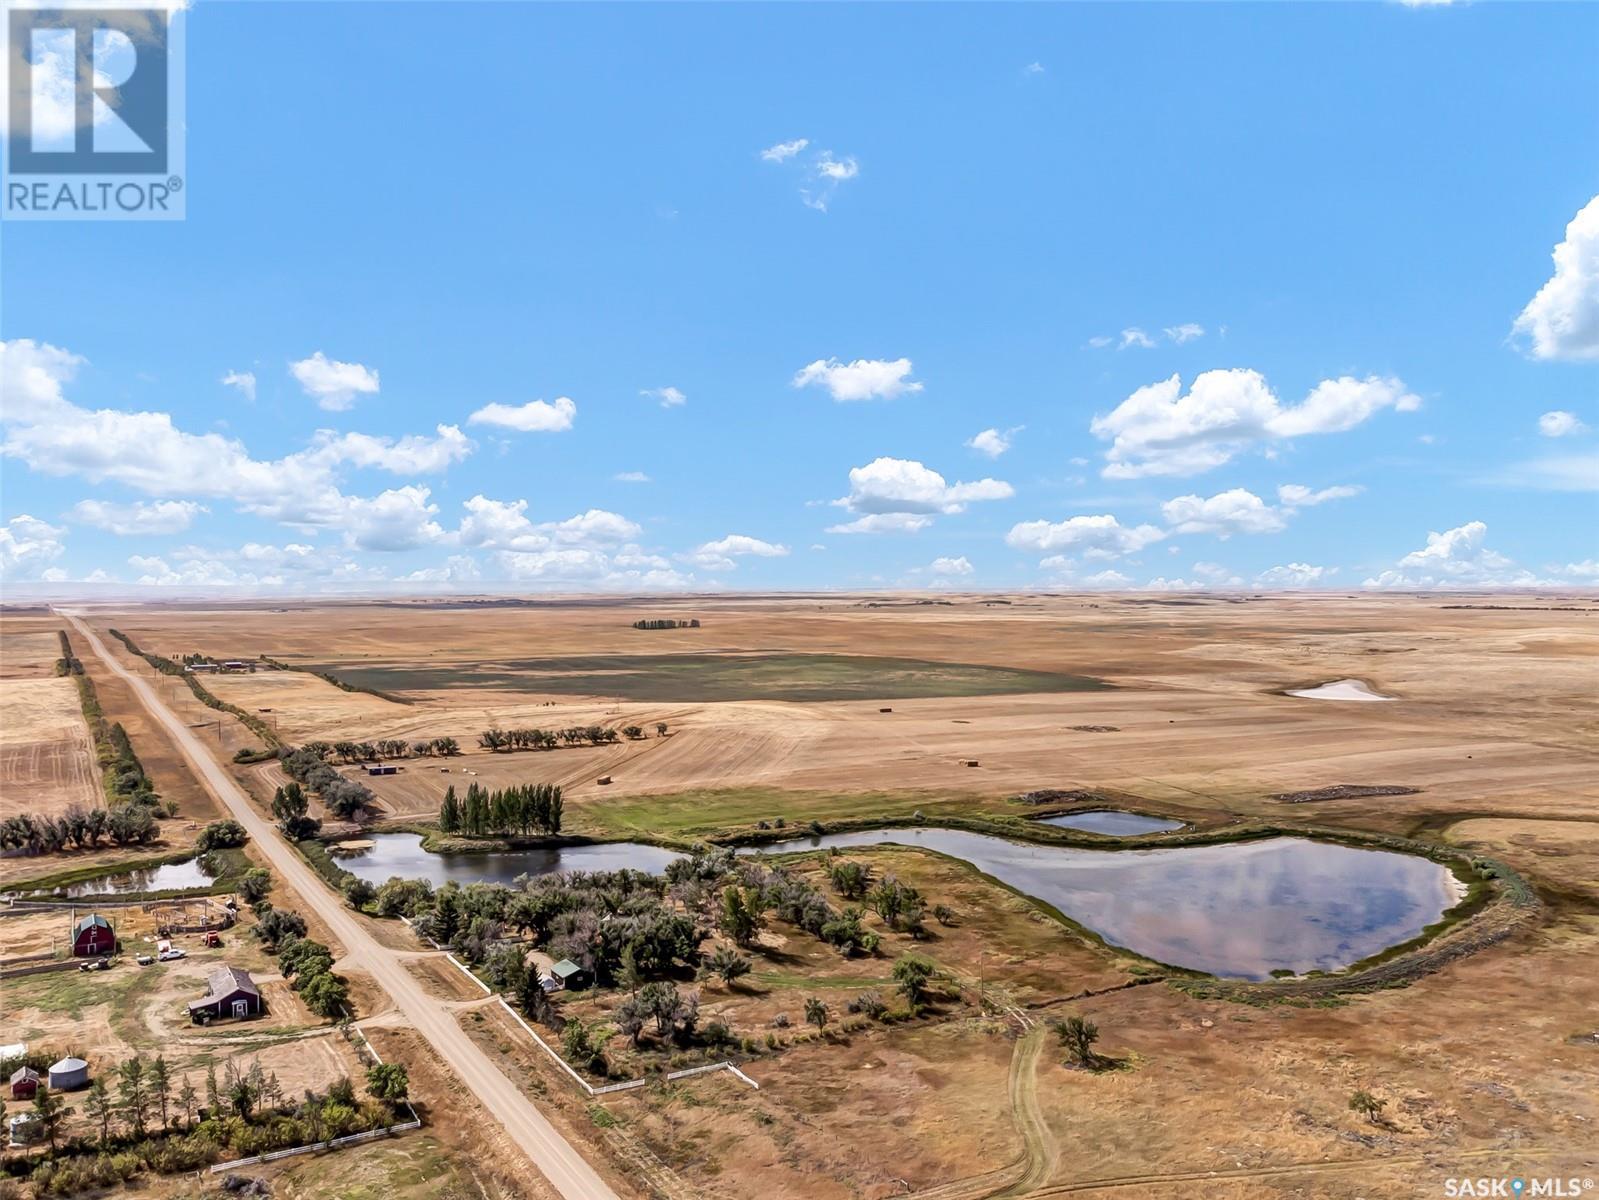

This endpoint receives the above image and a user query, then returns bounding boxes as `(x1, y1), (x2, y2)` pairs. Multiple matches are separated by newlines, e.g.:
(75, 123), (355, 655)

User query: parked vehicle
(203, 931), (221, 947)
(136, 954), (155, 966)
(158, 947), (186, 962)
(77, 958), (111, 972)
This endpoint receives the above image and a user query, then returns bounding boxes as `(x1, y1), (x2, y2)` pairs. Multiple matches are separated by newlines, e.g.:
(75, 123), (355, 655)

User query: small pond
(338, 833), (683, 888)
(741, 828), (1463, 980)
(344, 829), (1462, 981)
(48, 858), (215, 898)
(1036, 810), (1185, 836)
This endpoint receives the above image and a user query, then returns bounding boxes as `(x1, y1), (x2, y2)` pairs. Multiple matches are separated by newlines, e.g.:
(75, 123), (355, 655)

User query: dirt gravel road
(61, 611), (622, 1200)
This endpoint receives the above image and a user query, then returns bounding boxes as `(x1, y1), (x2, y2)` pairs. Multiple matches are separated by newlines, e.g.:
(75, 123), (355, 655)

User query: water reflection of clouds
(761, 830), (1459, 980)
(348, 829), (1458, 981)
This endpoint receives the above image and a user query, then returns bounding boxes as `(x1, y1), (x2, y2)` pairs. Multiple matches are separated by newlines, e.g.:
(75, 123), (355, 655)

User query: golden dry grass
(0, 676), (101, 814)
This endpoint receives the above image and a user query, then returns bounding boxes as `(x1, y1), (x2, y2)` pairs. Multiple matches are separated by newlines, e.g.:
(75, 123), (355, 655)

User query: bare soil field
(60, 593), (1599, 1197)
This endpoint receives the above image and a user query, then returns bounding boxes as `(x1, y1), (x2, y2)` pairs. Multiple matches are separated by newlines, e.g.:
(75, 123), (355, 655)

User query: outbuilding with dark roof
(187, 965), (263, 1022)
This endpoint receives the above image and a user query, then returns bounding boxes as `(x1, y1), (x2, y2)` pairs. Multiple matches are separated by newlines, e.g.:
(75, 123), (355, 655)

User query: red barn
(9, 1068), (39, 1100)
(71, 914), (114, 957)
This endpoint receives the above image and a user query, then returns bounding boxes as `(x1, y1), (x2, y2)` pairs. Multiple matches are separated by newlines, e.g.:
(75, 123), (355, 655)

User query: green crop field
(310, 652), (1109, 703)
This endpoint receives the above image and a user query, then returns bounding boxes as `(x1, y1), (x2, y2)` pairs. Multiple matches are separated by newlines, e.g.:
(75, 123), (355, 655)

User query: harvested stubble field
(0, 618), (227, 892)
(67, 593), (1599, 1197)
(0, 615), (100, 815)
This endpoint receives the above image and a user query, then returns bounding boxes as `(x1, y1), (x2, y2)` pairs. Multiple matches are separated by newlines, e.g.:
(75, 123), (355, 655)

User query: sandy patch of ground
(1286, 678), (1395, 701)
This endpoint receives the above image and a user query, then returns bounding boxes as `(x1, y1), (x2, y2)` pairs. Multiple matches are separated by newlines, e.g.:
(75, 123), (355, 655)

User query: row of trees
(437, 782), (563, 837)
(59, 631), (163, 813)
(480, 725), (615, 752)
(324, 737), (459, 763)
(279, 745), (374, 821)
(11, 1055), (406, 1197)
(631, 618), (700, 629)
(109, 630), (281, 751)
(0, 805), (160, 855)
(251, 905), (349, 1017)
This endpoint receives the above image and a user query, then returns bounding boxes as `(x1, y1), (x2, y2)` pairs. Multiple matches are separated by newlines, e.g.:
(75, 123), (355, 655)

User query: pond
(338, 833), (684, 888)
(741, 828), (1463, 980)
(344, 829), (1463, 981)
(1036, 810), (1185, 836)
(48, 858), (215, 898)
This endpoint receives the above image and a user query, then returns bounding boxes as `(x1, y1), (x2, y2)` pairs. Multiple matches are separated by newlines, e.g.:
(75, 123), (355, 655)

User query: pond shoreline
(327, 807), (1532, 990)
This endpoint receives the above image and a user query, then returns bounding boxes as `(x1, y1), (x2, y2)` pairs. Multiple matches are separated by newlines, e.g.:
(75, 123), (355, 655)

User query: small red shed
(9, 1067), (40, 1100)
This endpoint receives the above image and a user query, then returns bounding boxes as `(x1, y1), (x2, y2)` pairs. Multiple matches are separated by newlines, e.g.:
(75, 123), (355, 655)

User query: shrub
(195, 820), (248, 852)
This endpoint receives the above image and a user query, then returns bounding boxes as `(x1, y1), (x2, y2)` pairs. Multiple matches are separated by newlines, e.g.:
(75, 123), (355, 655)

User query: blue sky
(2, 0), (1596, 593)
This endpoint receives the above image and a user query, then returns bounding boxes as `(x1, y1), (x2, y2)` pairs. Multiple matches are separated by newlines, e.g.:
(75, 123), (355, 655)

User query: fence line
(448, 953), (492, 994)
(207, 1120), (422, 1173)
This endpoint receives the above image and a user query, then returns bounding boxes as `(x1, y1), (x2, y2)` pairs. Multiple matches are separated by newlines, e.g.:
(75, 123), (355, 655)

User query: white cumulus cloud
(1161, 488), (1286, 536)
(1090, 369), (1419, 478)
(289, 352), (380, 411)
(468, 396), (577, 433)
(220, 370), (256, 402)
(1006, 514), (1164, 558)
(1513, 195), (1599, 361)
(929, 555), (974, 577)
(688, 534), (790, 570)
(0, 515), (66, 579)
(1256, 562), (1336, 587)
(833, 457), (1013, 533)
(70, 498), (205, 535)
(1363, 521), (1557, 589)
(1538, 410), (1588, 438)
(826, 513), (935, 535)
(642, 386), (686, 408)
(967, 427), (1020, 458)
(793, 357), (922, 402)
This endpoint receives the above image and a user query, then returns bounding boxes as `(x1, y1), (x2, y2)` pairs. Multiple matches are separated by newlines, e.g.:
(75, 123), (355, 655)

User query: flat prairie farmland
(101, 593), (1599, 829)
(56, 593), (1599, 1199)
